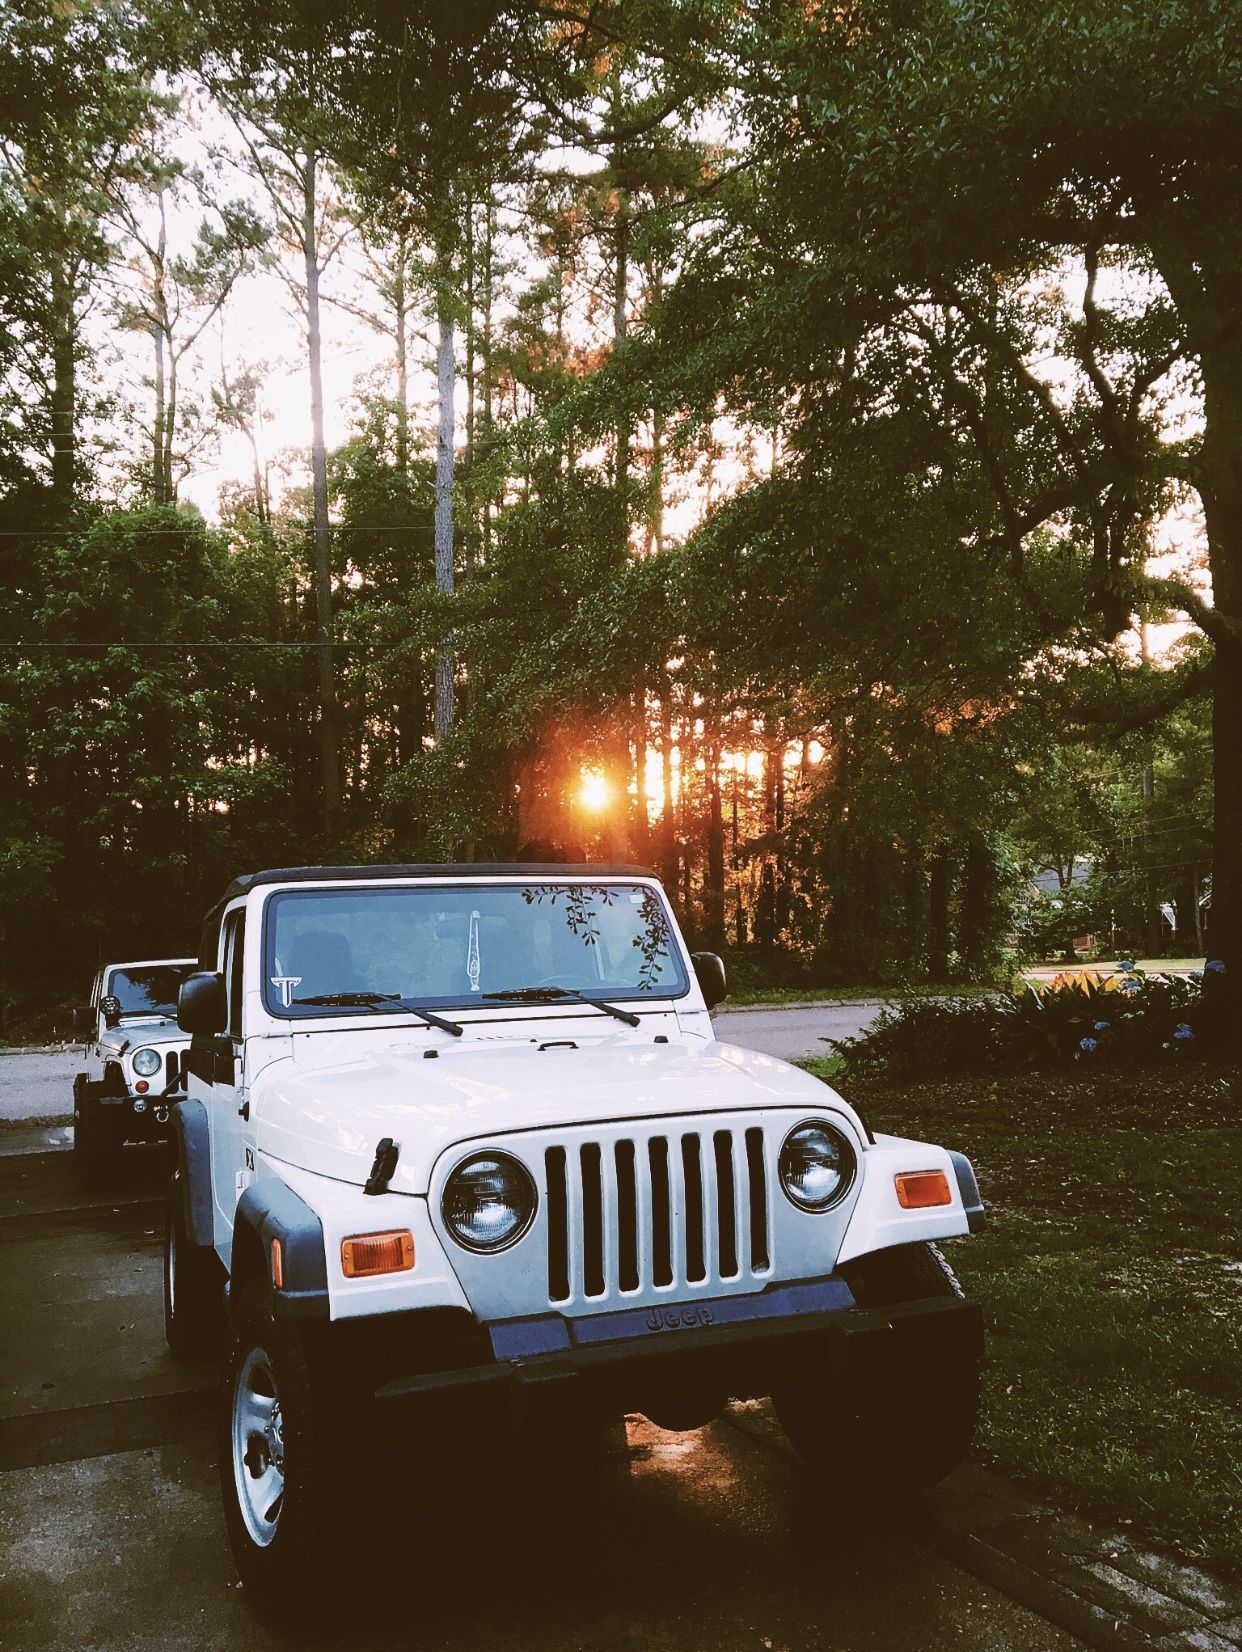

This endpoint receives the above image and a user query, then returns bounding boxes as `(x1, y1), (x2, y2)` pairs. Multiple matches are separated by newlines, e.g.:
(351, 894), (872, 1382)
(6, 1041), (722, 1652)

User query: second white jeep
(73, 958), (195, 1181)
(164, 863), (985, 1604)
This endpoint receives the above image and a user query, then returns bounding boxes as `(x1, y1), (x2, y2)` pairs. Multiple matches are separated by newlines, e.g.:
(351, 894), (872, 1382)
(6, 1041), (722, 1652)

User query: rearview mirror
(178, 972), (227, 1035)
(691, 952), (727, 1010)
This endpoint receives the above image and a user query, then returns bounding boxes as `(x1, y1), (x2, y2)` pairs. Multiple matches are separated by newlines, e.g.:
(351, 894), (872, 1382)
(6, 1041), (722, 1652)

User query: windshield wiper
(481, 986), (640, 1028)
(293, 991), (463, 1037)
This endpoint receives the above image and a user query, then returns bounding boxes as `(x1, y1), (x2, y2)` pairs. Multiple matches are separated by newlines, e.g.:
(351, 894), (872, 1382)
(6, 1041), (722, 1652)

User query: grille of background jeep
(163, 1049), (186, 1092)
(545, 1126), (770, 1303)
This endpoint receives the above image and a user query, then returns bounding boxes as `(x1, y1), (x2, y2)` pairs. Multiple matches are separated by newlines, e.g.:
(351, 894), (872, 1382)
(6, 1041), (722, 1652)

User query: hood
(253, 1031), (844, 1195)
(101, 1017), (186, 1054)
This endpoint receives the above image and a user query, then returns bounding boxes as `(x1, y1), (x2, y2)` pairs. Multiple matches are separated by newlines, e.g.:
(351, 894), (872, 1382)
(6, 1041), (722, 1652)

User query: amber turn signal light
(894, 1170), (952, 1209)
(341, 1230), (415, 1278)
(270, 1237), (284, 1288)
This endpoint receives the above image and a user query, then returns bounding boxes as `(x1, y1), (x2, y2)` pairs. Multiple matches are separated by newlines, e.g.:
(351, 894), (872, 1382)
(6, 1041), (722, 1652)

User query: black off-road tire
(163, 1169), (223, 1358)
(773, 1242), (981, 1493)
(219, 1277), (357, 1610)
(73, 1079), (120, 1186)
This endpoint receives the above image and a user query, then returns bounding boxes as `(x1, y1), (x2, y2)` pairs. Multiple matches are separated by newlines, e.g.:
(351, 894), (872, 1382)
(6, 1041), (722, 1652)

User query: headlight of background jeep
(131, 1047), (162, 1078)
(443, 1152), (537, 1252)
(779, 1121), (855, 1211)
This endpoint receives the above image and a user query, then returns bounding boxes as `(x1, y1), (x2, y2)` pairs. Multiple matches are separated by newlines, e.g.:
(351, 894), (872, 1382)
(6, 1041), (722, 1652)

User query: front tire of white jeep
(220, 1277), (345, 1607)
(773, 1242), (981, 1495)
(163, 1170), (223, 1358)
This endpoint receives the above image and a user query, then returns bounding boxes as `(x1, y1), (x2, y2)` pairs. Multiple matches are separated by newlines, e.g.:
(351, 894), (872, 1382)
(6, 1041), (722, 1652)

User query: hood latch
(364, 1136), (400, 1196)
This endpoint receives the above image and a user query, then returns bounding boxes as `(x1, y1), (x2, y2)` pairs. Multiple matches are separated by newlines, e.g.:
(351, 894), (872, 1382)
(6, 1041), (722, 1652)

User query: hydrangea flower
(1079, 1036), (1098, 1054)
(1205, 959), (1226, 974)
(1120, 977), (1141, 995)
(1094, 1020), (1110, 1032)
(1173, 1023), (1194, 1041)
(1118, 958), (1137, 972)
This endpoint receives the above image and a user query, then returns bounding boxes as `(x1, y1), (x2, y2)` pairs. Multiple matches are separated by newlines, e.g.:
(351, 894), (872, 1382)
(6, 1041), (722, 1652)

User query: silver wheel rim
(231, 1345), (285, 1547)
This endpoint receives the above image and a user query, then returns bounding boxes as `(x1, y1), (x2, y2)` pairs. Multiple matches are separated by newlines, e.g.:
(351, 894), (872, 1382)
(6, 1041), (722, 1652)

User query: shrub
(833, 962), (1224, 1080)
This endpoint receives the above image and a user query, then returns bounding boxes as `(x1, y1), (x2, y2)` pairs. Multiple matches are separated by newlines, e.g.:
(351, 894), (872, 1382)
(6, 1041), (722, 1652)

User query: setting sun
(578, 769), (609, 811)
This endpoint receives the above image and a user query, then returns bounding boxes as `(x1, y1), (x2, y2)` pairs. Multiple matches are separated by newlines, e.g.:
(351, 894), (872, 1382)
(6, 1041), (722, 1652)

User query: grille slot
(714, 1131), (739, 1279)
(581, 1143), (605, 1297)
(164, 1050), (184, 1091)
(745, 1127), (770, 1272)
(544, 1122), (772, 1305)
(650, 1137), (672, 1287)
(546, 1147), (570, 1302)
(681, 1135), (706, 1282)
(616, 1141), (639, 1292)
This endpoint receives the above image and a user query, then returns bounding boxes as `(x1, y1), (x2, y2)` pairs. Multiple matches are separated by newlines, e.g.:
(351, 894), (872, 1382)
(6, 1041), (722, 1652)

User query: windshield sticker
(271, 975), (303, 1008)
(467, 911), (481, 994)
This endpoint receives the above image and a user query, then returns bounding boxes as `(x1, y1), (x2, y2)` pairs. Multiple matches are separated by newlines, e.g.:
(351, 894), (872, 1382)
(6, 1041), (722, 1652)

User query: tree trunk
(928, 846), (952, 979)
(1192, 326), (1241, 1047)
(613, 194), (630, 499)
(302, 152), (338, 836)
(706, 731), (726, 950)
(659, 693), (678, 895)
(433, 239), (456, 743)
(50, 258), (75, 507)
(394, 234), (409, 474)
(152, 322), (167, 502)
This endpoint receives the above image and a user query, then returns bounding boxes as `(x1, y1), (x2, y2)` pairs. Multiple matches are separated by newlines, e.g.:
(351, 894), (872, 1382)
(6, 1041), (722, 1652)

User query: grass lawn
(801, 1056), (1242, 1574)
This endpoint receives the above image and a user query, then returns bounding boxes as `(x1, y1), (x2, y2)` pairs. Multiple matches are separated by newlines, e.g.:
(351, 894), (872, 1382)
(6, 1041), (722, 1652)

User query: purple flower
(1079, 1036), (1098, 1054)
(1118, 958), (1137, 972)
(1094, 1021), (1110, 1032)
(1205, 959), (1226, 975)
(1173, 1023), (1194, 1041)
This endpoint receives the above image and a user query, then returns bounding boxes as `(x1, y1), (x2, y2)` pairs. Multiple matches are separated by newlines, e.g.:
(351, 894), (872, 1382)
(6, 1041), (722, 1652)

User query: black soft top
(199, 863), (658, 966)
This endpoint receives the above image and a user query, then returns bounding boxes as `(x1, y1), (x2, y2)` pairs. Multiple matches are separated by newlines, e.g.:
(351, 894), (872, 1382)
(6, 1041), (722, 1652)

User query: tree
(111, 132), (268, 504)
(0, 0), (167, 505)
(629, 0), (1238, 1030)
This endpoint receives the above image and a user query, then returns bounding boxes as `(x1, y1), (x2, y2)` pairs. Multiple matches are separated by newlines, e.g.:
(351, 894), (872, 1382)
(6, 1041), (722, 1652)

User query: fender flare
(168, 1098), (214, 1247)
(235, 1180), (329, 1320)
(949, 1150), (986, 1233)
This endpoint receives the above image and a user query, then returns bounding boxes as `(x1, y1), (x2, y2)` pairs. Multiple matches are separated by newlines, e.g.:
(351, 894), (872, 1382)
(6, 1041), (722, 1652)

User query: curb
(714, 998), (892, 1016)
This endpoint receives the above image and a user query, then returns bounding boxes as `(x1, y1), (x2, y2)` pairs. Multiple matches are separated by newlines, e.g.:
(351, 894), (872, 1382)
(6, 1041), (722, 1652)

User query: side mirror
(73, 1005), (96, 1038)
(178, 972), (227, 1035)
(100, 995), (122, 1028)
(691, 952), (727, 1010)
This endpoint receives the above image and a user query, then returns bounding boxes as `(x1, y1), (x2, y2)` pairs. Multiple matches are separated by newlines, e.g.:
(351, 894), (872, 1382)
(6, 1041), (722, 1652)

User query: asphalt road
(712, 1000), (883, 1061)
(0, 1007), (877, 1143)
(0, 1150), (1083, 1652)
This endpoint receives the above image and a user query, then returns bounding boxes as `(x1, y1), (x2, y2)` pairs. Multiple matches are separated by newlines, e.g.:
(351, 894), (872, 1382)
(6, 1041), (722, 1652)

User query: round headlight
(443, 1152), (537, 1252)
(131, 1047), (162, 1077)
(779, 1121), (855, 1211)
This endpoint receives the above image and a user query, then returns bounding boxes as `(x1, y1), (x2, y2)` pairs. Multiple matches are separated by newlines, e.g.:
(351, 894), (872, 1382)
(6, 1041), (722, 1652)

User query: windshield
(106, 964), (194, 1017)
(262, 882), (687, 1018)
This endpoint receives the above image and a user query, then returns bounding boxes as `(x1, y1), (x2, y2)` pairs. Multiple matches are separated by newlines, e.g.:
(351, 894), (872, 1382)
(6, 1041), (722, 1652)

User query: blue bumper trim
(488, 1277), (855, 1362)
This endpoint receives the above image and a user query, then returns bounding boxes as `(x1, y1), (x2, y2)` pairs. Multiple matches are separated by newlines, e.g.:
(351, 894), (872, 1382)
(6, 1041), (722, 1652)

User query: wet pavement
(0, 1147), (1086, 1652)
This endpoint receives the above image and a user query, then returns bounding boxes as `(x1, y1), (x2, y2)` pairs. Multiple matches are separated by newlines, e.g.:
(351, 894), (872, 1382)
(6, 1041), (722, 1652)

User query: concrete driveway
(0, 1150), (1082, 1652)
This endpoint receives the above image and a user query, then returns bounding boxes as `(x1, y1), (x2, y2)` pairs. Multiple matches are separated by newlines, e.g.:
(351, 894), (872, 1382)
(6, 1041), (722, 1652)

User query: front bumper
(373, 1280), (983, 1417)
(98, 1088), (182, 1141)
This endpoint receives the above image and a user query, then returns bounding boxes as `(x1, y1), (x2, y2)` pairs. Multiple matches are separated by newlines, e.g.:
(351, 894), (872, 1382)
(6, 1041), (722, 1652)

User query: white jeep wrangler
(73, 958), (196, 1181)
(164, 864), (984, 1604)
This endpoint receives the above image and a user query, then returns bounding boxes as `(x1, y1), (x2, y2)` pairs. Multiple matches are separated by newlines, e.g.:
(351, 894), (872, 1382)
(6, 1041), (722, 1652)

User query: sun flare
(578, 769), (609, 811)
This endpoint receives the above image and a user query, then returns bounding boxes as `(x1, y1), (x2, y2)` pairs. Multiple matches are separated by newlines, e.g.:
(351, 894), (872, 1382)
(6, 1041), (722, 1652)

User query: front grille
(164, 1049), (186, 1091)
(546, 1126), (771, 1305)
